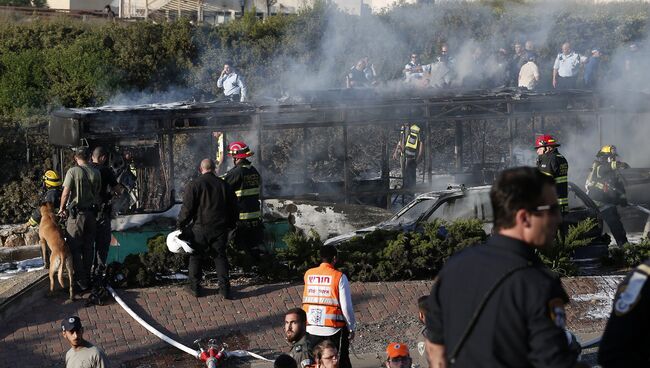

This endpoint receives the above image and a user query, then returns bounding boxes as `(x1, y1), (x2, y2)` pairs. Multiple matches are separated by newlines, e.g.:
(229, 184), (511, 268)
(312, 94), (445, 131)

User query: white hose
(580, 336), (601, 350)
(106, 285), (200, 358)
(229, 350), (274, 362)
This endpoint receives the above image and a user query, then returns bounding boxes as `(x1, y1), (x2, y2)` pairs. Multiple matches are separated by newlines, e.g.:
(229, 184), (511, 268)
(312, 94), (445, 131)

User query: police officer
(58, 148), (101, 292)
(585, 144), (630, 247)
(424, 167), (583, 367)
(535, 134), (569, 214)
(177, 159), (238, 298)
(284, 308), (313, 368)
(393, 124), (424, 201)
(598, 258), (650, 367)
(90, 146), (122, 278)
(222, 141), (264, 267)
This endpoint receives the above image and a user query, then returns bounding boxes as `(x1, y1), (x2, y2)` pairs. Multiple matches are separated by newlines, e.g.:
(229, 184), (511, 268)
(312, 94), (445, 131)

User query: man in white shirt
(302, 245), (356, 368)
(518, 55), (540, 90)
(552, 42), (582, 90)
(217, 62), (247, 102)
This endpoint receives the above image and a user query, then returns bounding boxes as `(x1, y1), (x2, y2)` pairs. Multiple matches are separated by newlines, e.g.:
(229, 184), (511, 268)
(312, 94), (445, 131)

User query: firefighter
(585, 144), (630, 247)
(535, 134), (569, 214)
(28, 170), (63, 227)
(392, 124), (424, 201)
(222, 141), (264, 267)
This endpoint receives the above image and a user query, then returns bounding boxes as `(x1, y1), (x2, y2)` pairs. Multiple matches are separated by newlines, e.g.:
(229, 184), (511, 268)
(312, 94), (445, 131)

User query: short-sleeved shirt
(518, 62), (540, 90)
(553, 52), (581, 77)
(65, 342), (109, 368)
(426, 234), (578, 367)
(63, 164), (101, 210)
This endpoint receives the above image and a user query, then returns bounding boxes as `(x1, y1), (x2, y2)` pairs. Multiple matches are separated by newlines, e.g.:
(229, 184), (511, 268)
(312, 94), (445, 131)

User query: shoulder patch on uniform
(417, 341), (425, 356)
(300, 359), (313, 368)
(615, 271), (648, 316)
(548, 297), (566, 329)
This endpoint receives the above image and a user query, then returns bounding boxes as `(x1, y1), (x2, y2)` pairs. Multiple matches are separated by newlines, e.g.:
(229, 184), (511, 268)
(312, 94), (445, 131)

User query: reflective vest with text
(302, 263), (346, 328)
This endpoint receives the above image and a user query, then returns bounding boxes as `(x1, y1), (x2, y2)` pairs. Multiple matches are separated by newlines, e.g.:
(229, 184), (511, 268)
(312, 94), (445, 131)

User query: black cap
(61, 316), (82, 332)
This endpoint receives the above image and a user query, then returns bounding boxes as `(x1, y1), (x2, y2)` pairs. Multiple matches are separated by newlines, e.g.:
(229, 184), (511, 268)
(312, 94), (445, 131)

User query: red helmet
(534, 135), (560, 149)
(228, 141), (253, 159)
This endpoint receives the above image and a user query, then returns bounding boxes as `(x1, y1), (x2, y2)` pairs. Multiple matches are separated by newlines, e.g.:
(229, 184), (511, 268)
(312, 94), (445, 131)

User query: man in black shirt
(90, 147), (121, 276)
(424, 167), (584, 368)
(599, 258), (650, 367)
(177, 159), (238, 298)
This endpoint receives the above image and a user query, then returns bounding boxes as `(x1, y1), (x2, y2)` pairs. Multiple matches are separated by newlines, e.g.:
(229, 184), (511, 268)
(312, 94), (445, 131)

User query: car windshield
(383, 197), (437, 226)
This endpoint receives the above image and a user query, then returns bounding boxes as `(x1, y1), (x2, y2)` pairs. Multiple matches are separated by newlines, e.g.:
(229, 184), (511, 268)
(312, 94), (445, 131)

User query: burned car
(324, 182), (604, 246)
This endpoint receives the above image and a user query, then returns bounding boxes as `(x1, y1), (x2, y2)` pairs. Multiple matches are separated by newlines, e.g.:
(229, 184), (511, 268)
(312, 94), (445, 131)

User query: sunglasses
(530, 203), (560, 214)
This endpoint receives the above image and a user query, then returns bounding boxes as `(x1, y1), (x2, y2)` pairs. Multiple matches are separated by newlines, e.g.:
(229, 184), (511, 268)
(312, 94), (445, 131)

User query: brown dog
(38, 203), (74, 300)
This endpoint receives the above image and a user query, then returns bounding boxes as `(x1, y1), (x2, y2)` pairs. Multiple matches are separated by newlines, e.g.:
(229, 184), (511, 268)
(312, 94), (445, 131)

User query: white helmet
(166, 230), (194, 254)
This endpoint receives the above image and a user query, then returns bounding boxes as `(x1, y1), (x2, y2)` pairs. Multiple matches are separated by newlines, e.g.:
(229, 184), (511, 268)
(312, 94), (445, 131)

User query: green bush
(607, 240), (650, 268)
(281, 218), (486, 282)
(537, 218), (597, 276)
(122, 233), (188, 287)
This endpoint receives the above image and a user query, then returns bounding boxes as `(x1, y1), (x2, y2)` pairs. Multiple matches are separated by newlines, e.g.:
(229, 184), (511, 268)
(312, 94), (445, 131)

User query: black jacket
(426, 234), (578, 368)
(177, 172), (238, 231)
(223, 159), (261, 221)
(536, 150), (569, 211)
(29, 188), (62, 225)
(599, 259), (650, 367)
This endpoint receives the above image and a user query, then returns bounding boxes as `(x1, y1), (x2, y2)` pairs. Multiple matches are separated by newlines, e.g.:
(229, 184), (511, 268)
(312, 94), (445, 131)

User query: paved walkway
(0, 276), (623, 367)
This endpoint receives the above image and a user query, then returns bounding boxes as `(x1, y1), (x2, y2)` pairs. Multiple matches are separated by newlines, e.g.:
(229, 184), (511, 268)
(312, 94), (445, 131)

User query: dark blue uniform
(599, 259), (650, 367)
(425, 234), (579, 367)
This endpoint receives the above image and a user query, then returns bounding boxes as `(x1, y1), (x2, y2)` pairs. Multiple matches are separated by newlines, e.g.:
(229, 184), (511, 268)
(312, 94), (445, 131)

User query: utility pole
(145, 0), (149, 20)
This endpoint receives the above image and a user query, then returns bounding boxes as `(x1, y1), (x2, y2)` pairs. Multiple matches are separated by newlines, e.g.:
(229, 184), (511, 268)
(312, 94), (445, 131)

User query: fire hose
(106, 285), (273, 363)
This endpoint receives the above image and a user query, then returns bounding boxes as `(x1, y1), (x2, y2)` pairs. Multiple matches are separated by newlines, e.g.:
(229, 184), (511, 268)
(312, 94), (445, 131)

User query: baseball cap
(386, 342), (409, 359)
(61, 316), (82, 332)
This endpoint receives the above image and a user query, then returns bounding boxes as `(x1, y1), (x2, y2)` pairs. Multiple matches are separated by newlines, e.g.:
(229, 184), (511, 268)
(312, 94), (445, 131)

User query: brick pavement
(0, 276), (623, 367)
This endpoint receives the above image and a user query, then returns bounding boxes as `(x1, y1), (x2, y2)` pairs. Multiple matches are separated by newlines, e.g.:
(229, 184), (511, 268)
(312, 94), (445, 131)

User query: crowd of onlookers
(346, 40), (646, 92)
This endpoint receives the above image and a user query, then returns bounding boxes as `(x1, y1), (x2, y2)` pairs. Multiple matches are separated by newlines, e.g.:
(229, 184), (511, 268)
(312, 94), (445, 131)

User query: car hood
(323, 221), (416, 246)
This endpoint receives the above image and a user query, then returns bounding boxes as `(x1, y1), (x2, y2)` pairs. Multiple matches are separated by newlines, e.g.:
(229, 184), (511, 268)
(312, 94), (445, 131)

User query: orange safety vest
(302, 263), (346, 329)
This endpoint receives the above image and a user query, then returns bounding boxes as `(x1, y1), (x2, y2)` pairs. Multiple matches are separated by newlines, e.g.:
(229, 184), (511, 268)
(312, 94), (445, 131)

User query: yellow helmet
(599, 145), (617, 156)
(43, 170), (62, 187)
(410, 124), (420, 132)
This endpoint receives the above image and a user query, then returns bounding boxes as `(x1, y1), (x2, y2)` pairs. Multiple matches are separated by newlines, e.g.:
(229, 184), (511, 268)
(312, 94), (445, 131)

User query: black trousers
(227, 94), (241, 102)
(66, 211), (96, 288)
(307, 328), (351, 368)
(556, 76), (577, 90)
(234, 220), (264, 265)
(93, 213), (111, 275)
(188, 228), (230, 295)
(601, 206), (628, 246)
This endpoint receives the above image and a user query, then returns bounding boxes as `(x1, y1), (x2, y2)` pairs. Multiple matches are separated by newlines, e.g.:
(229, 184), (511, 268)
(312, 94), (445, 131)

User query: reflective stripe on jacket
(223, 160), (261, 221)
(404, 125), (421, 158)
(302, 263), (346, 328)
(537, 150), (569, 212)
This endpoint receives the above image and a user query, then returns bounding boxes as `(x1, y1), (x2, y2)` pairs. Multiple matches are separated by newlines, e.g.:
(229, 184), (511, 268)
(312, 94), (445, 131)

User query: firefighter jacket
(302, 263), (347, 329)
(586, 159), (628, 206)
(402, 124), (421, 159)
(29, 188), (62, 226)
(536, 150), (569, 212)
(223, 159), (261, 221)
(177, 172), (238, 231)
